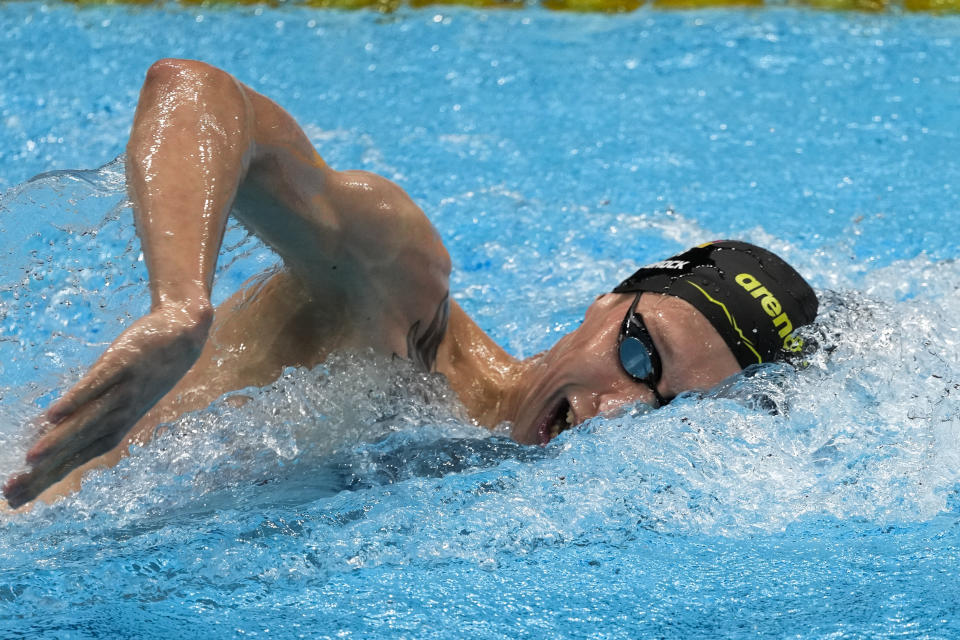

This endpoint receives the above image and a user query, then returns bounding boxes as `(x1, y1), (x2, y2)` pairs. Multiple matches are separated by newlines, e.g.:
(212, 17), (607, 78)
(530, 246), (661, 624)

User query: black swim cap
(613, 240), (818, 368)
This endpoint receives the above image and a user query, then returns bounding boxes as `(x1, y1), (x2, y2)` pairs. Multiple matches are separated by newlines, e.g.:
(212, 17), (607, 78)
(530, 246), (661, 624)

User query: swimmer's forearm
(126, 59), (343, 307)
(126, 59), (254, 316)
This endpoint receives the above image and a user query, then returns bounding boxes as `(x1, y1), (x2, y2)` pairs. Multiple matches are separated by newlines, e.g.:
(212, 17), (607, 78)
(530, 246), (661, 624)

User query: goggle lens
(619, 337), (655, 380)
(616, 293), (669, 407)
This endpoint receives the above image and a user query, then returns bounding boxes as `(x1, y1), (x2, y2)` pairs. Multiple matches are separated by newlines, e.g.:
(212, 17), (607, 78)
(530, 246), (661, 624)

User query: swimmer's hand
(2, 304), (212, 509)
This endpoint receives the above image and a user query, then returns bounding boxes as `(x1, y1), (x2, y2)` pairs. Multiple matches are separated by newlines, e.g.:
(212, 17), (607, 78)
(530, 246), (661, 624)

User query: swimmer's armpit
(406, 292), (450, 372)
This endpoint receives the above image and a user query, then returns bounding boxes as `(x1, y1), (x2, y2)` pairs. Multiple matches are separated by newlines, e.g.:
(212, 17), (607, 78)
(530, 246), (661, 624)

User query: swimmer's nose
(597, 387), (659, 415)
(599, 396), (627, 413)
(568, 388), (654, 423)
(567, 393), (596, 424)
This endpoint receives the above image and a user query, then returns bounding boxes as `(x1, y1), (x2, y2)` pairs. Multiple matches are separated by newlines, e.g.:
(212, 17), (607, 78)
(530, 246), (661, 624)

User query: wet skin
(3, 58), (741, 510)
(507, 292), (742, 446)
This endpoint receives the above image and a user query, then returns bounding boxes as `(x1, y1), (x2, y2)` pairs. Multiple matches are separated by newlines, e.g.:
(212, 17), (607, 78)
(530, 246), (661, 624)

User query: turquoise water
(2, 3), (960, 638)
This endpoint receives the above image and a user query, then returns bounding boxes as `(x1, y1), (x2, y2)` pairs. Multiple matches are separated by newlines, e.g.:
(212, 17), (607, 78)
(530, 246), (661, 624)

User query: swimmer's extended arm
(3, 60), (238, 508)
(3, 59), (449, 508)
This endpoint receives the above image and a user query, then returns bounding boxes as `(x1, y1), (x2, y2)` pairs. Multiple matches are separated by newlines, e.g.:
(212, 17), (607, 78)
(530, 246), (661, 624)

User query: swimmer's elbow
(143, 58), (232, 88)
(136, 59), (249, 126)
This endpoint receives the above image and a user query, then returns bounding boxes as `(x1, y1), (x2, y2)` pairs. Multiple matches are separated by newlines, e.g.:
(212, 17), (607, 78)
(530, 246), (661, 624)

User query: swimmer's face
(511, 292), (741, 445)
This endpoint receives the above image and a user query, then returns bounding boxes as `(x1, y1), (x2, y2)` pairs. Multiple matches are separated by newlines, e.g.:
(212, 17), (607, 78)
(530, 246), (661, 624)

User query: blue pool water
(2, 3), (960, 638)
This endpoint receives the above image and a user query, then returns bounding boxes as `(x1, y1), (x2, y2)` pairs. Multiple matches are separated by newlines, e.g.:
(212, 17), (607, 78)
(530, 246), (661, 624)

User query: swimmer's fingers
(2, 470), (40, 510)
(3, 432), (120, 509)
(26, 389), (123, 465)
(7, 399), (128, 507)
(46, 305), (207, 425)
(45, 353), (129, 426)
(7, 309), (209, 507)
(4, 465), (57, 509)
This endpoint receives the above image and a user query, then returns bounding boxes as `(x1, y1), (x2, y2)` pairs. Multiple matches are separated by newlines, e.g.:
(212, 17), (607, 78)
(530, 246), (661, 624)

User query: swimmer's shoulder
(327, 169), (449, 266)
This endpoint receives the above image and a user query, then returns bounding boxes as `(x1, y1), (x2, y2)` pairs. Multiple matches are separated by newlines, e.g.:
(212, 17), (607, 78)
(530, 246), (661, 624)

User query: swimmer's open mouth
(537, 397), (575, 445)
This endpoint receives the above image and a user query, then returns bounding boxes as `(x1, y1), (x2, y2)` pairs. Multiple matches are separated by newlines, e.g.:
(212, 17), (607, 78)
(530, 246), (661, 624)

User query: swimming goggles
(617, 292), (669, 407)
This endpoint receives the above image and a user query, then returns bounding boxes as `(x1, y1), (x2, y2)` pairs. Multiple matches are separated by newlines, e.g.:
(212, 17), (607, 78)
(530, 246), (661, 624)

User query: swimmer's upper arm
(129, 58), (450, 326)
(232, 82), (451, 333)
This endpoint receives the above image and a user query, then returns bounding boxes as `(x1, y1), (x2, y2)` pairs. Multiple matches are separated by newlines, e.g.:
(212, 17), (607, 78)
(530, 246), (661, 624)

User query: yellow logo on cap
(735, 273), (804, 352)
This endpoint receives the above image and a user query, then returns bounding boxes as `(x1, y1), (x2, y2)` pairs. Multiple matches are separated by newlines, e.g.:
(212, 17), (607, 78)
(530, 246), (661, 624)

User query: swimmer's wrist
(152, 284), (213, 319)
(151, 298), (214, 348)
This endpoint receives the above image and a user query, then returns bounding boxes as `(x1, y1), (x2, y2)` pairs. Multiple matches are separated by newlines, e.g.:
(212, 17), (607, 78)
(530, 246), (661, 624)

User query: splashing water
(2, 5), (960, 638)
(2, 133), (959, 639)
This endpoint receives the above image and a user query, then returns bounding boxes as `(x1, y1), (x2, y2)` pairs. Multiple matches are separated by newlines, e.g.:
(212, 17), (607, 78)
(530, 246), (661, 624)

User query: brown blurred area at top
(51, 0), (960, 14)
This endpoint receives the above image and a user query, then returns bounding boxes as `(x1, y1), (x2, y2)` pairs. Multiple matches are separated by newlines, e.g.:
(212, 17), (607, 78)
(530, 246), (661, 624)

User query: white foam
(2, 164), (958, 540)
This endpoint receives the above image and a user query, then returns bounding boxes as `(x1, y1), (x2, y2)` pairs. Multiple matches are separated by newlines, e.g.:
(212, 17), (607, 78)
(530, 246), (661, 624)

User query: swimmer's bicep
(226, 86), (358, 268)
(241, 84), (332, 173)
(234, 88), (446, 262)
(230, 81), (445, 264)
(231, 86), (452, 340)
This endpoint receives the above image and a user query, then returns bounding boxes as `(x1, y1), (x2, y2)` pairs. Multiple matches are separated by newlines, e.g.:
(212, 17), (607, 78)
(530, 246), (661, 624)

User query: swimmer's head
(612, 240), (819, 368)
(508, 240), (817, 445)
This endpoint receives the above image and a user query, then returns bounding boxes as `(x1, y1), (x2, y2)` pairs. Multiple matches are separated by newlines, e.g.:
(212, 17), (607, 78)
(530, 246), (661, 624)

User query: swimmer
(1, 59), (818, 509)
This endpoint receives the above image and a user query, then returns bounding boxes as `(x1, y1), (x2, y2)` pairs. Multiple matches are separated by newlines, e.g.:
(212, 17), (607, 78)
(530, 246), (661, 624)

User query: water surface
(1, 4), (960, 638)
